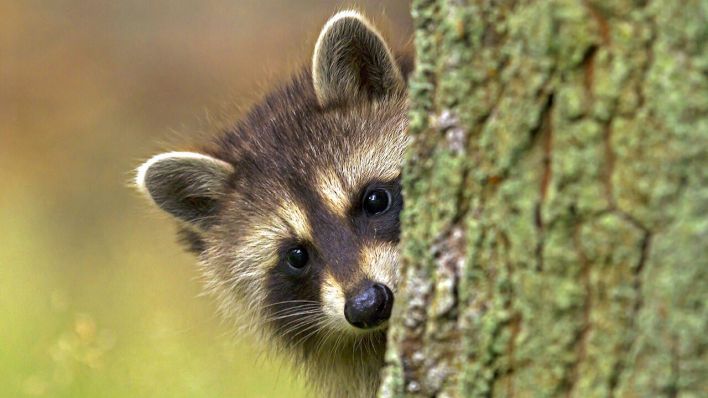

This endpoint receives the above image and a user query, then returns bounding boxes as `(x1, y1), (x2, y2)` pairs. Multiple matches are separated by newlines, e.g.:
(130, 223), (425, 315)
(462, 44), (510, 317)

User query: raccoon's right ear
(135, 152), (233, 230)
(312, 11), (404, 108)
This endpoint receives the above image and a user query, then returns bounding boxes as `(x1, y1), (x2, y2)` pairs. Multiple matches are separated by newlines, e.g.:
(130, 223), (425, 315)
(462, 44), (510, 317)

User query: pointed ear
(312, 10), (404, 108)
(135, 152), (233, 230)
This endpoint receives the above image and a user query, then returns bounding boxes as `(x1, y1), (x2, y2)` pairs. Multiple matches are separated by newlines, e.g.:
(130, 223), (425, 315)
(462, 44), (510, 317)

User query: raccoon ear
(312, 10), (404, 108)
(135, 152), (233, 230)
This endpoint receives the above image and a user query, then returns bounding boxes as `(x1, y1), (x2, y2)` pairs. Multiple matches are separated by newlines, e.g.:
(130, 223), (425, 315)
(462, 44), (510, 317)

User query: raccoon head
(136, 10), (409, 382)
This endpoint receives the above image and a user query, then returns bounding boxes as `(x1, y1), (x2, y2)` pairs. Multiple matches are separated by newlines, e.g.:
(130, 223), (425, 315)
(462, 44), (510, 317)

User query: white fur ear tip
(325, 10), (369, 28)
(134, 154), (168, 194)
(134, 162), (150, 194)
(331, 10), (365, 20)
(135, 155), (168, 194)
(134, 151), (232, 194)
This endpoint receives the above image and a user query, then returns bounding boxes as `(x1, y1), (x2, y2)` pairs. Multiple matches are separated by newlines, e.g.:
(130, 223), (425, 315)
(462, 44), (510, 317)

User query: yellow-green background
(0, 1), (411, 396)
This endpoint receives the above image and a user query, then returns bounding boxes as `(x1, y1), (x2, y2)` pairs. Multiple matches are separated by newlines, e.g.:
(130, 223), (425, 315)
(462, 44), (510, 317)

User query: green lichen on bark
(380, 1), (707, 397)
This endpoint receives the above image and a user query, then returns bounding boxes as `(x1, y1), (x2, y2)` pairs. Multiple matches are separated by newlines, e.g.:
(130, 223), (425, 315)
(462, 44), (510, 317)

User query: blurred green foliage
(0, 1), (411, 396)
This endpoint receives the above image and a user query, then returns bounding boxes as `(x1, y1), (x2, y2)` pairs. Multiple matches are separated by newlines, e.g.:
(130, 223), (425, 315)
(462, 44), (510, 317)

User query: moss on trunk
(380, 1), (707, 397)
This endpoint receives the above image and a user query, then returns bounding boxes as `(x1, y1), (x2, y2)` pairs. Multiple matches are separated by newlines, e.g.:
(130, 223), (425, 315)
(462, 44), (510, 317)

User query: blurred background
(0, 1), (411, 397)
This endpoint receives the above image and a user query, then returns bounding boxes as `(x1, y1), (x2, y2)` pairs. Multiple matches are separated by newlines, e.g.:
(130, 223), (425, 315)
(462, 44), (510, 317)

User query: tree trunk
(380, 1), (707, 397)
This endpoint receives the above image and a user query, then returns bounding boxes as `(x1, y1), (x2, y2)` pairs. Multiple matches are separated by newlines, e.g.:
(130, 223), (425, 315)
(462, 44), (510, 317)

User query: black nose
(344, 283), (394, 329)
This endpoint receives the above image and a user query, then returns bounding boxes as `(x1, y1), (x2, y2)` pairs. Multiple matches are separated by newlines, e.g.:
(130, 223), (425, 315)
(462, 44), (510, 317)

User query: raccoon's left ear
(312, 10), (405, 108)
(135, 152), (233, 230)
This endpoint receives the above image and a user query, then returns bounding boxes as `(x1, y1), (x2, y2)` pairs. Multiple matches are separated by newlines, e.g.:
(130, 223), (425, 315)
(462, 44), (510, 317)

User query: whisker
(263, 299), (320, 309)
(280, 321), (316, 340)
(294, 324), (323, 348)
(267, 305), (321, 317)
(313, 318), (339, 357)
(264, 310), (322, 322)
(289, 321), (323, 346)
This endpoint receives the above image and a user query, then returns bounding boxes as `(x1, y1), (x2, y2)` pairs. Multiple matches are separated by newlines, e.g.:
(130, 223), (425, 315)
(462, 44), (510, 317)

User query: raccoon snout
(344, 283), (394, 329)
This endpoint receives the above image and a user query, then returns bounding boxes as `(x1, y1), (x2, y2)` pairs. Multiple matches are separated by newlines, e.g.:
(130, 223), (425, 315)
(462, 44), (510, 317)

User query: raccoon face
(136, 11), (408, 351)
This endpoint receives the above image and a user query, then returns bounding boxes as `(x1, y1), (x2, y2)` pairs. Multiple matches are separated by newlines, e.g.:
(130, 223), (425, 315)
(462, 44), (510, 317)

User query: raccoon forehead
(314, 130), (409, 217)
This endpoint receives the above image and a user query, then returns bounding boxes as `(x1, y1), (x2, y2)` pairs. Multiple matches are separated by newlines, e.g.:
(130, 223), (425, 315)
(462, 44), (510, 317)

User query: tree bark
(380, 1), (707, 397)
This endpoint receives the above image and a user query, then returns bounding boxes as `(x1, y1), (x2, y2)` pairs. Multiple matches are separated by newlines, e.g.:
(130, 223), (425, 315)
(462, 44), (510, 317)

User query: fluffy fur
(136, 11), (412, 397)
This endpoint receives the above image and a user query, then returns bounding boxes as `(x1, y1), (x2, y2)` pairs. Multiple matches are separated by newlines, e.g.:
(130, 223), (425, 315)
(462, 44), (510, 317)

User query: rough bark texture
(380, 1), (707, 397)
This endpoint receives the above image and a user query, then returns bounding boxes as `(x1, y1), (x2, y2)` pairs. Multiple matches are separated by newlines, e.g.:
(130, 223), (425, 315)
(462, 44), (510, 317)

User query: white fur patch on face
(232, 198), (312, 279)
(316, 168), (349, 217)
(316, 140), (404, 219)
(320, 272), (351, 332)
(359, 242), (399, 290)
(343, 144), (400, 188)
(312, 111), (409, 222)
(276, 199), (312, 242)
(231, 223), (283, 283)
(339, 113), (410, 193)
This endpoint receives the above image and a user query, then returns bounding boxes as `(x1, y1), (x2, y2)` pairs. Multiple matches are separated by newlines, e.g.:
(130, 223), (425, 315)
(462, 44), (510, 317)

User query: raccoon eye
(362, 188), (391, 216)
(285, 246), (309, 270)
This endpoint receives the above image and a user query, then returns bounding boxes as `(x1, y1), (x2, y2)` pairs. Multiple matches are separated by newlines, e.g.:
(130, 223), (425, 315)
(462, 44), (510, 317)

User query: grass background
(0, 1), (411, 396)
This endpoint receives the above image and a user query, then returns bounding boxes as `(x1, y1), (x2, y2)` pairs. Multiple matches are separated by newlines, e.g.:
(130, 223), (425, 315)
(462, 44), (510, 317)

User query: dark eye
(285, 246), (309, 270)
(362, 188), (391, 216)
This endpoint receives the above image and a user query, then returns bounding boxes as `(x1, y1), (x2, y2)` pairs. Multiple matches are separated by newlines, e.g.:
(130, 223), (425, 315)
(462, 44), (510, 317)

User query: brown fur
(136, 11), (412, 397)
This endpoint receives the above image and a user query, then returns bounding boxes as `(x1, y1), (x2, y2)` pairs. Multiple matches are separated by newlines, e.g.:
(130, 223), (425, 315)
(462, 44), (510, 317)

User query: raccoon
(136, 11), (411, 398)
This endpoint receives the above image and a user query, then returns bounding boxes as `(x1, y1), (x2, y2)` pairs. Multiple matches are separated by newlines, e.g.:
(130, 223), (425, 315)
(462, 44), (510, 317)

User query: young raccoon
(136, 11), (411, 398)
